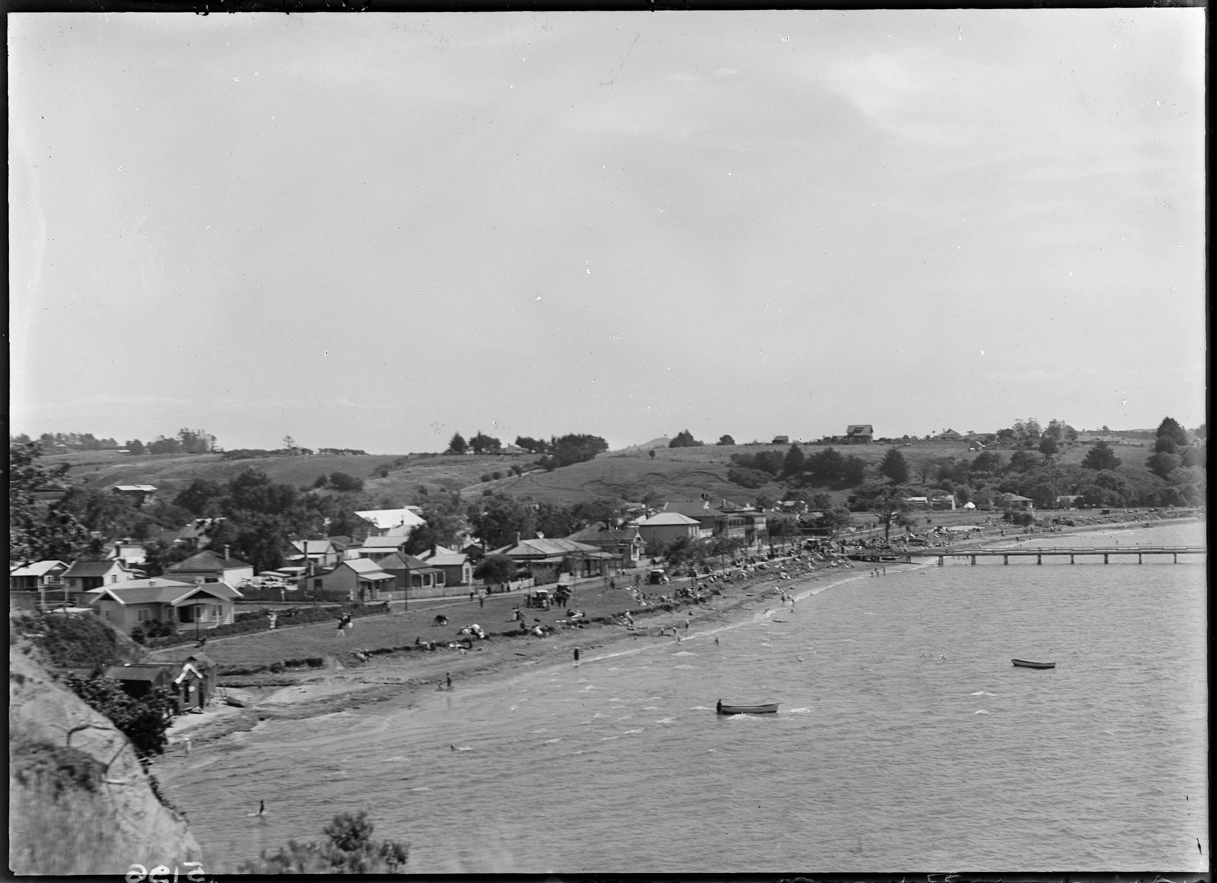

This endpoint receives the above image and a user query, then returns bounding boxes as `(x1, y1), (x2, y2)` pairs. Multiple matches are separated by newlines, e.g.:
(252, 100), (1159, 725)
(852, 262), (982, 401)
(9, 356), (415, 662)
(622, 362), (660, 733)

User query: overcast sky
(9, 10), (1206, 453)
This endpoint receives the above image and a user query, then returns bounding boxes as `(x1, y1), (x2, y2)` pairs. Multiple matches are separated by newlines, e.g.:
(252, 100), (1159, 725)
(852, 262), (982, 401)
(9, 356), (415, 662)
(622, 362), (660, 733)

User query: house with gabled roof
(9, 560), (70, 593)
(62, 559), (137, 602)
(416, 547), (474, 589)
(111, 484), (157, 505)
(165, 549), (254, 585)
(288, 538), (342, 570)
(635, 512), (703, 546)
(845, 424), (874, 444)
(565, 523), (647, 568)
(491, 537), (614, 585)
(318, 558), (398, 603)
(377, 552), (446, 595)
(356, 535), (413, 562)
(355, 507), (426, 538)
(87, 577), (241, 635)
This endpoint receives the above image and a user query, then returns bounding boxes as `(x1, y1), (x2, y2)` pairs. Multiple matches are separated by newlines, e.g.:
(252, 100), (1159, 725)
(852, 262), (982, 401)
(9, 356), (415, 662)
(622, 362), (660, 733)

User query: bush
(63, 675), (176, 763)
(237, 811), (408, 874)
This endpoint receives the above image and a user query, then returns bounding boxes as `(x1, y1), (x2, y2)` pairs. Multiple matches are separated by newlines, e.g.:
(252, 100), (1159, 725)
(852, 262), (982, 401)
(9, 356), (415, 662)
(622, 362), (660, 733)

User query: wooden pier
(850, 545), (1206, 565)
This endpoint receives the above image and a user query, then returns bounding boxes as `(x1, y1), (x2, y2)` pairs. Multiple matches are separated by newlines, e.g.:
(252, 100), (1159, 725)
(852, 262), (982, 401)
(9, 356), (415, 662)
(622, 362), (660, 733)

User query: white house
(355, 507), (426, 538)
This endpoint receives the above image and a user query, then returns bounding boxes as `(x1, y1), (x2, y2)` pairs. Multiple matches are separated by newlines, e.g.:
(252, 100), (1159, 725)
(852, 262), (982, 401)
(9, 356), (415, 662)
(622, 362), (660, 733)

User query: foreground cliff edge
(9, 615), (202, 876)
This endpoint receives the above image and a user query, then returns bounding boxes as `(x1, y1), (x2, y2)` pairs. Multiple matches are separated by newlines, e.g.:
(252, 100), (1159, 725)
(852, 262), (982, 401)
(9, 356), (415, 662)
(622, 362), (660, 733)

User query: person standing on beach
(573, 647), (580, 663)
(445, 672), (452, 691)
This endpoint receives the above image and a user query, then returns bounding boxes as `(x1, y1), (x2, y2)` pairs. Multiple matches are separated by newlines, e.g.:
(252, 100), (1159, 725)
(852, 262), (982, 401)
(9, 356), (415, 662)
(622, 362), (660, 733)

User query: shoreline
(157, 513), (1201, 755)
(158, 557), (879, 752)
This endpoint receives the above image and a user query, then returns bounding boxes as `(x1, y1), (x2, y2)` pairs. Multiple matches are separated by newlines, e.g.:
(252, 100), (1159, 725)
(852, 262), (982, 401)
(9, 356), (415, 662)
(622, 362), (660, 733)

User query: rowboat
(1012, 659), (1055, 669)
(716, 701), (779, 715)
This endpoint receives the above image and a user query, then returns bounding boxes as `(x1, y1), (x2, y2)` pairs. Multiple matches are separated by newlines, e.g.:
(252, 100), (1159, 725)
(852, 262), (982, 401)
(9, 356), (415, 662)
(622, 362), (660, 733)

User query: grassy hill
(44, 438), (1128, 512)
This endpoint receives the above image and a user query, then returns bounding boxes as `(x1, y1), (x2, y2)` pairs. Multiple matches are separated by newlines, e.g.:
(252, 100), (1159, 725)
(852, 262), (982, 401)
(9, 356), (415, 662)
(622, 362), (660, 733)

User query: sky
(8, 10), (1207, 454)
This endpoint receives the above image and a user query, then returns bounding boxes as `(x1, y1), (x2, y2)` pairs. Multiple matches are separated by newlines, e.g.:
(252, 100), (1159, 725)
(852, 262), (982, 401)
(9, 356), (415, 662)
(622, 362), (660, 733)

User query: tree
(9, 443), (91, 563)
(174, 479), (225, 517)
(237, 812), (408, 874)
(1154, 417), (1189, 454)
(328, 472), (364, 493)
(514, 436), (550, 454)
(1038, 436), (1060, 461)
(1081, 441), (1121, 471)
(64, 674), (176, 763)
(1008, 450), (1040, 473)
(1146, 451), (1181, 481)
(468, 431), (501, 455)
(446, 433), (467, 455)
(668, 430), (702, 448)
(466, 494), (537, 549)
(782, 444), (806, 479)
(727, 466), (771, 489)
(971, 450), (1004, 475)
(126, 439), (146, 455)
(472, 554), (517, 584)
(717, 435), (736, 446)
(540, 434), (609, 470)
(848, 482), (912, 541)
(878, 448), (910, 485)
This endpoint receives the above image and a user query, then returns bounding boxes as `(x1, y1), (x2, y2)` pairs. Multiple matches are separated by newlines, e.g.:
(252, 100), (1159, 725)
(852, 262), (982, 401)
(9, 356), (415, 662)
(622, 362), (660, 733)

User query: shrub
(237, 811), (408, 874)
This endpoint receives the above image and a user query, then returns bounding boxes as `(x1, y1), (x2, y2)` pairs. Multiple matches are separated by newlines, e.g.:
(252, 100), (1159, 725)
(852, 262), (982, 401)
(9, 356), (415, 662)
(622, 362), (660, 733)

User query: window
(137, 609), (152, 622)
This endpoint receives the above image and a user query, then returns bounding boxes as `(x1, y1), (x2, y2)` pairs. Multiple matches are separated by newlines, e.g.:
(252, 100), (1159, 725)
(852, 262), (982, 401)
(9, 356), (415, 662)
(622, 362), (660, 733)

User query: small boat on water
(716, 700), (779, 715)
(1012, 659), (1055, 669)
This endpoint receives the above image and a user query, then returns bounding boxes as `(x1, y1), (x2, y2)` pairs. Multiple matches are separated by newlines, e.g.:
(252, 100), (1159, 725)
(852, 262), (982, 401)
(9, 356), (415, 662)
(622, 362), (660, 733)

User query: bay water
(160, 521), (1207, 873)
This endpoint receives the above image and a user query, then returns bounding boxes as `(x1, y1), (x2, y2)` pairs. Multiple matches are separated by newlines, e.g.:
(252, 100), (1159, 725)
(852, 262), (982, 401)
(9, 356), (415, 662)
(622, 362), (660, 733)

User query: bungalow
(845, 424), (874, 444)
(318, 558), (398, 603)
(662, 500), (756, 541)
(771, 435), (790, 445)
(491, 537), (613, 585)
(997, 493), (1035, 511)
(9, 560), (69, 593)
(636, 512), (703, 546)
(165, 549), (255, 585)
(416, 547), (474, 588)
(565, 524), (647, 568)
(62, 559), (137, 602)
(903, 496), (931, 509)
(355, 507), (426, 538)
(378, 552), (446, 597)
(88, 578), (240, 635)
(936, 429), (964, 441)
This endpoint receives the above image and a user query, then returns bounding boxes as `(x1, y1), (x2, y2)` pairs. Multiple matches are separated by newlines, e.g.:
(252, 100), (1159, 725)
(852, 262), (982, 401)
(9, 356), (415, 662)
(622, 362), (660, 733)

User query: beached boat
(716, 701), (779, 715)
(1011, 659), (1055, 669)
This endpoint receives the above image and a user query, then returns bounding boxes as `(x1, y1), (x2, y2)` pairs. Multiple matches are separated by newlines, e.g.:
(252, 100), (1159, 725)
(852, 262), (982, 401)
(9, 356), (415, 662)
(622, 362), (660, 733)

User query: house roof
(355, 508), (426, 531)
(663, 501), (726, 519)
(10, 560), (69, 577)
(376, 552), (432, 571)
(291, 539), (336, 555)
(360, 535), (409, 550)
(104, 665), (173, 683)
(566, 524), (643, 544)
(846, 425), (874, 435)
(63, 560), (130, 578)
(337, 558), (398, 580)
(422, 554), (469, 567)
(89, 580), (241, 605)
(637, 512), (701, 527)
(493, 538), (602, 558)
(167, 549), (251, 572)
(113, 485), (157, 493)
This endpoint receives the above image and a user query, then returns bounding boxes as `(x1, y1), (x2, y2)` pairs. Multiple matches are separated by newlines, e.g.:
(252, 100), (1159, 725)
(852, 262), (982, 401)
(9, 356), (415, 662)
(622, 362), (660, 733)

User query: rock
(9, 632), (203, 875)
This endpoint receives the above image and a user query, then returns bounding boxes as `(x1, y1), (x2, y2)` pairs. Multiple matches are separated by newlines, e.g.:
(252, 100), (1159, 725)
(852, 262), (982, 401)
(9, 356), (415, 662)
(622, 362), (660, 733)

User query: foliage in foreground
(237, 811), (409, 874)
(63, 675), (177, 763)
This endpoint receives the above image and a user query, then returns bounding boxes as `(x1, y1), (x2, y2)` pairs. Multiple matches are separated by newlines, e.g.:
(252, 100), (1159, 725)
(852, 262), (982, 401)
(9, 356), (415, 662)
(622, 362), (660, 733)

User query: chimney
(516, 532), (521, 545)
(224, 545), (231, 561)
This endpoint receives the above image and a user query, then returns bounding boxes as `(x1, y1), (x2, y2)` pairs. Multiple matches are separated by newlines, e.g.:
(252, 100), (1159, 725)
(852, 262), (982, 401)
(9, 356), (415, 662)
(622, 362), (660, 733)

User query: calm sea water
(160, 521), (1207, 873)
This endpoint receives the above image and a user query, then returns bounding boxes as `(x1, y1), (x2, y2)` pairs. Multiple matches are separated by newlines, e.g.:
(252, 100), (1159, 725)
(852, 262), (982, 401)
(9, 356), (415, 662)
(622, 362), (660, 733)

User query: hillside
(9, 614), (202, 874)
(42, 437), (1153, 513)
